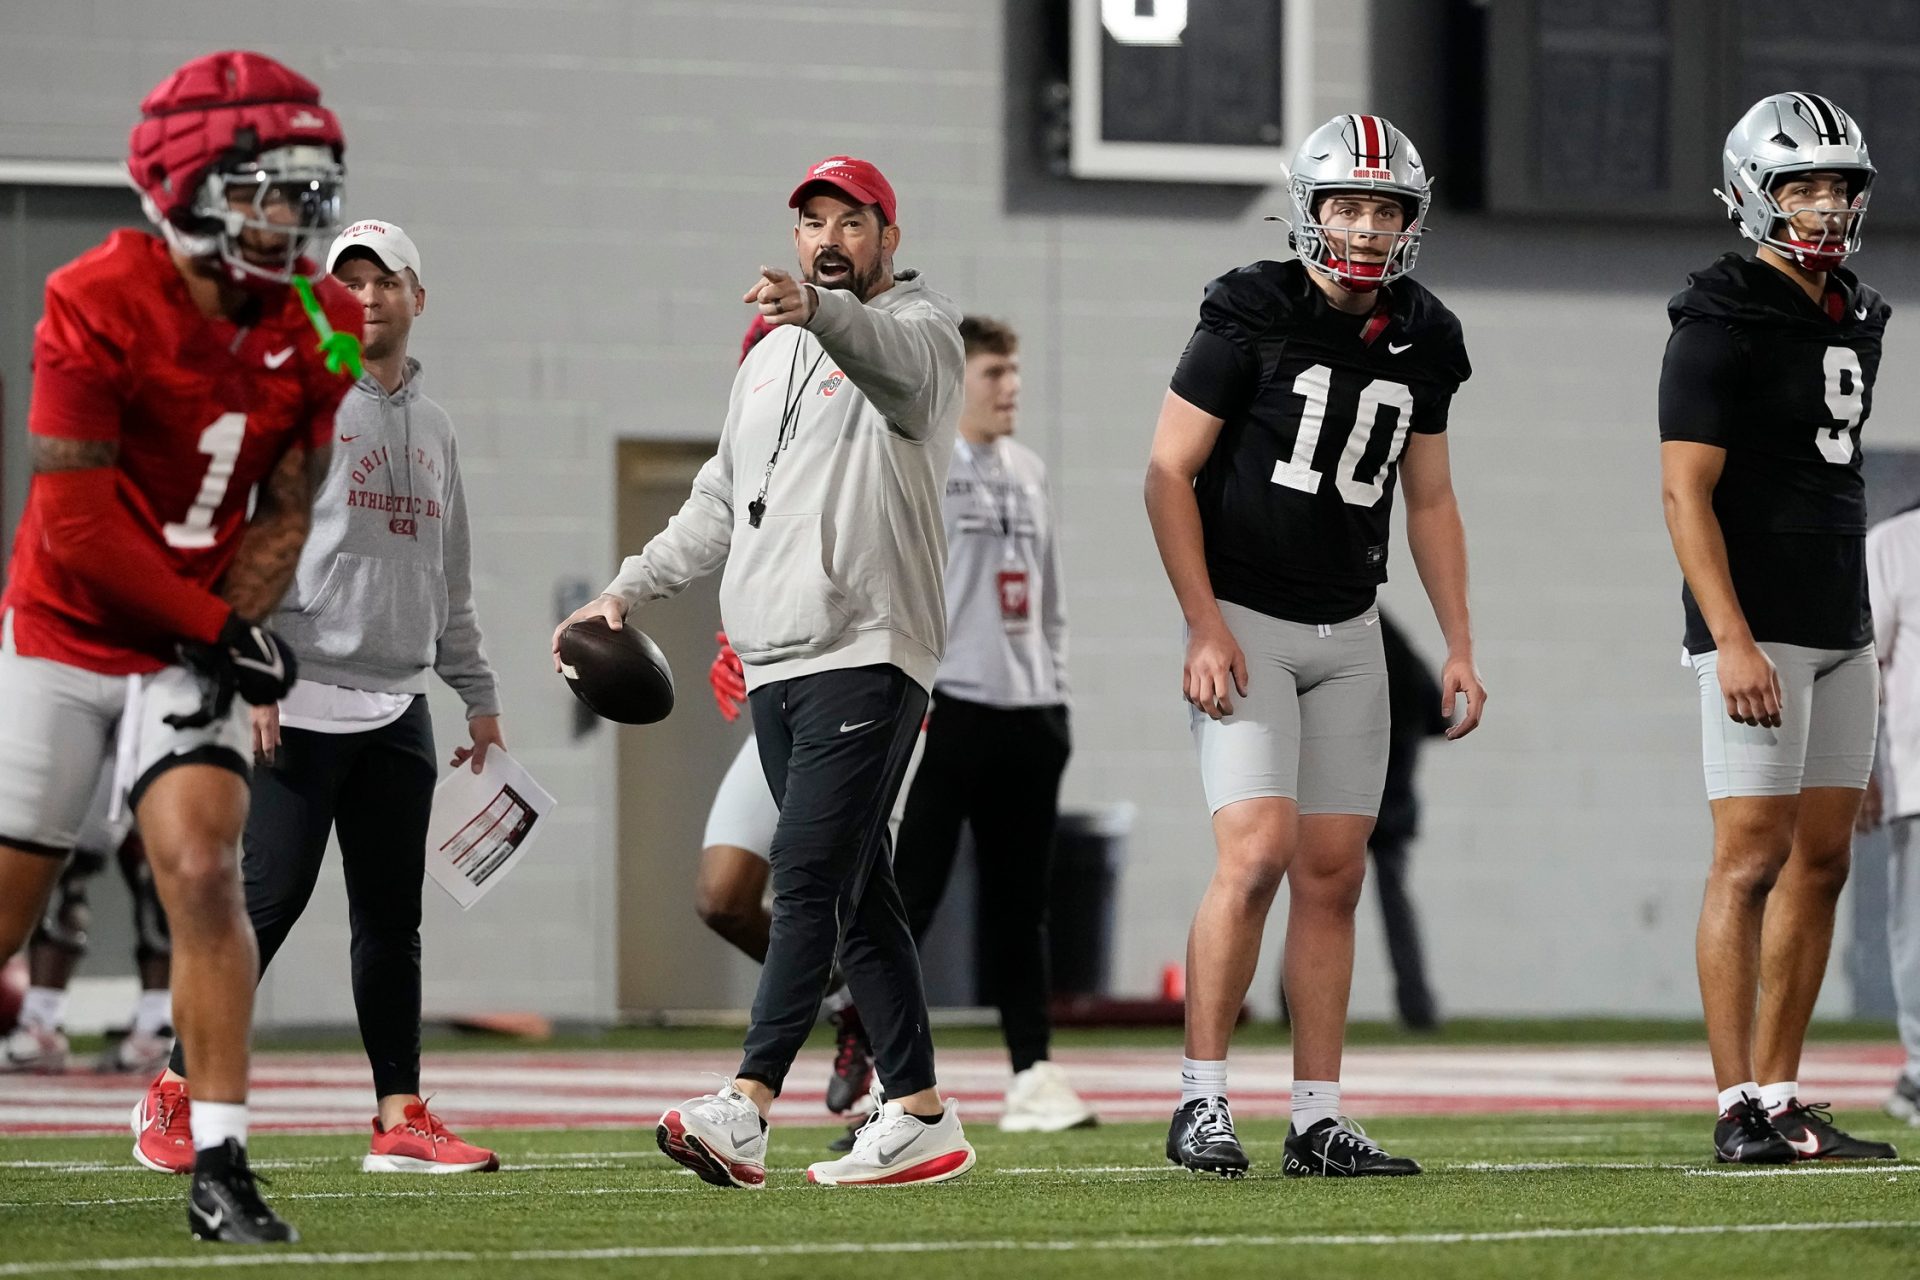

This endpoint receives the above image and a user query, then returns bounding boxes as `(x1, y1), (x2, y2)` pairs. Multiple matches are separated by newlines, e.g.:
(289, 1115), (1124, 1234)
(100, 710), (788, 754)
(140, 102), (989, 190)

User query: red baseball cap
(788, 156), (898, 223)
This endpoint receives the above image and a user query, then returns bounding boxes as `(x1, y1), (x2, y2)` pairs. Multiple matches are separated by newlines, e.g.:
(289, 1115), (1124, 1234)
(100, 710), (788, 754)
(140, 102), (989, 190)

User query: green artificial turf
(1, 1110), (1914, 1279)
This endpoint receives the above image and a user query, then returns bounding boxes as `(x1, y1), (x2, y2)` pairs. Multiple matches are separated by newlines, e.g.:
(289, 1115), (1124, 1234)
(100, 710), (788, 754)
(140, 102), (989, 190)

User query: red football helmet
(128, 50), (345, 284)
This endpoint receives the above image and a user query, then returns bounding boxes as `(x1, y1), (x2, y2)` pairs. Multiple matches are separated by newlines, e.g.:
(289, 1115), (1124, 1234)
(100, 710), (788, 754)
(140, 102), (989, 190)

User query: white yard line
(1687, 1163), (1919, 1178)
(2, 1219), (1918, 1275)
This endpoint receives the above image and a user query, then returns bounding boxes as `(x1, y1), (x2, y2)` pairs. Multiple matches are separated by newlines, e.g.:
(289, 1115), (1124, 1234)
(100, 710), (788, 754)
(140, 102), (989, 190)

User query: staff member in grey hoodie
(161, 219), (503, 1175)
(555, 157), (975, 1189)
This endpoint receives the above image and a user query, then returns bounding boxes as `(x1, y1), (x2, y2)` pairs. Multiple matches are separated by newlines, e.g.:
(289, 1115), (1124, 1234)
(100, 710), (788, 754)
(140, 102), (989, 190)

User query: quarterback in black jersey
(1145, 115), (1486, 1179)
(1661, 91), (1898, 1164)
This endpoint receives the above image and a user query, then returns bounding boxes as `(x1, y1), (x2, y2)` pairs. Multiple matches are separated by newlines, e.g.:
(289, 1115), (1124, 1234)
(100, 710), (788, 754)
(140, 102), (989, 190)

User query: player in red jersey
(0, 50), (359, 1244)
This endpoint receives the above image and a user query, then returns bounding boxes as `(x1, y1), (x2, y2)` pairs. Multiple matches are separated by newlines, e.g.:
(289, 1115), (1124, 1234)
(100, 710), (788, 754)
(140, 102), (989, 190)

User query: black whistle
(748, 499), (766, 528)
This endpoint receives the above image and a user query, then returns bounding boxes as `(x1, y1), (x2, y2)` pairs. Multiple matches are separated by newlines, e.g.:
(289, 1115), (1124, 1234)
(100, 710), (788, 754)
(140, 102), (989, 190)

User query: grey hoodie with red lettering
(272, 359), (500, 718)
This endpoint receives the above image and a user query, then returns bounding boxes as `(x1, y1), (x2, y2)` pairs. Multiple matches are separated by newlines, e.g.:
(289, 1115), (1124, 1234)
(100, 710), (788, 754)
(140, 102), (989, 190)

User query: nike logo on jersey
(338, 434), (361, 443)
(1388, 341), (1413, 354)
(264, 347), (295, 369)
(839, 719), (877, 733)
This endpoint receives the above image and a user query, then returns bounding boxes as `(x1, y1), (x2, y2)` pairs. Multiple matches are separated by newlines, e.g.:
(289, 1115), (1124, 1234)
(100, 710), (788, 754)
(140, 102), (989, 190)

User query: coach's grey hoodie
(274, 359), (500, 718)
(605, 273), (964, 692)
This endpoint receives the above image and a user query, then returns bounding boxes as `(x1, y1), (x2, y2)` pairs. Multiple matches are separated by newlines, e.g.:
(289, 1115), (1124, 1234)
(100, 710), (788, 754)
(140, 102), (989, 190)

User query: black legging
(169, 697), (435, 1098)
(894, 693), (1071, 1074)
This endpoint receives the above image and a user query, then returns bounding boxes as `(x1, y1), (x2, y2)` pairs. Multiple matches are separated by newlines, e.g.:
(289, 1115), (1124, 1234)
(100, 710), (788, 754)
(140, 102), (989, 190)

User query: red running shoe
(130, 1072), (194, 1174)
(363, 1100), (500, 1173)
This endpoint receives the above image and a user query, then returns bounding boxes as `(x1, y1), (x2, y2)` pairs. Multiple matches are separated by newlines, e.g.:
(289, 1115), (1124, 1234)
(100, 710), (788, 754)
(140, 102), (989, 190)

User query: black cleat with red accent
(825, 1006), (875, 1114)
(1713, 1095), (1795, 1164)
(1771, 1098), (1899, 1161)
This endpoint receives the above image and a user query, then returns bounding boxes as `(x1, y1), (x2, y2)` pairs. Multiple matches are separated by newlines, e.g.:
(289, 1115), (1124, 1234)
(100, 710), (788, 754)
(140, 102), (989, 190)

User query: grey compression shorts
(1689, 641), (1877, 798)
(701, 728), (926, 858)
(1190, 599), (1390, 817)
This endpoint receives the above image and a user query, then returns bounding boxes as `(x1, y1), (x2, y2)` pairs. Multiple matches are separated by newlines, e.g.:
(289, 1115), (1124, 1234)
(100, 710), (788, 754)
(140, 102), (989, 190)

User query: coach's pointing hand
(744, 266), (816, 328)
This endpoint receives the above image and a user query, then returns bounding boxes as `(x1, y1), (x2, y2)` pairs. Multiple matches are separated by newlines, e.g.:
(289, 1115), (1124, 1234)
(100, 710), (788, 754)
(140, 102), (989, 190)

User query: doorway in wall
(613, 439), (765, 1017)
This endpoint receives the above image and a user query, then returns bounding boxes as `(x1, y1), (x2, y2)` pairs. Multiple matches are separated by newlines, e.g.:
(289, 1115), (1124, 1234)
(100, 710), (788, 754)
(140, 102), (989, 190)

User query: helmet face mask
(1716, 92), (1873, 271)
(1283, 114), (1431, 292)
(186, 145), (344, 284)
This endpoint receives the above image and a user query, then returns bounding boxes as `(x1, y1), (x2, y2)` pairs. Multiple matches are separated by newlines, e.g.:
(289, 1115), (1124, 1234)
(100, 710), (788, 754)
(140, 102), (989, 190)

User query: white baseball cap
(325, 218), (423, 284)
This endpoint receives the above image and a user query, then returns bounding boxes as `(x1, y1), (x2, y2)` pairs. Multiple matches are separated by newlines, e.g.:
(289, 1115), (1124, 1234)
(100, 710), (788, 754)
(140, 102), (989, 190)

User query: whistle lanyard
(748, 335), (827, 528)
(960, 440), (1022, 566)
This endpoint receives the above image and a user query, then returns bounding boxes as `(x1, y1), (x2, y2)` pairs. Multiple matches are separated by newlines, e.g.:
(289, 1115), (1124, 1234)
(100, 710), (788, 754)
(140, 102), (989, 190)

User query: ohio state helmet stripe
(1358, 114), (1383, 165)
(1791, 92), (1845, 143)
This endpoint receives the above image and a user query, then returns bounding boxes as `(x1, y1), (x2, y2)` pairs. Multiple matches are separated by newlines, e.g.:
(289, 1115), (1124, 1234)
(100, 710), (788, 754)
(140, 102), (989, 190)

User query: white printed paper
(425, 748), (557, 909)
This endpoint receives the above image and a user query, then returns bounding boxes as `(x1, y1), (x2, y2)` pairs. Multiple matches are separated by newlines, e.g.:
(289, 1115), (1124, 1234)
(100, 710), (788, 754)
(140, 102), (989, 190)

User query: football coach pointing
(554, 157), (975, 1188)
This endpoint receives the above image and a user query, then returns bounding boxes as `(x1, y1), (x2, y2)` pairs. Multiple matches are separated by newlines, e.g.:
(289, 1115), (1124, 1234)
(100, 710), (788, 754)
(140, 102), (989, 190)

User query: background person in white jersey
(892, 315), (1092, 1133)
(1862, 504), (1920, 1126)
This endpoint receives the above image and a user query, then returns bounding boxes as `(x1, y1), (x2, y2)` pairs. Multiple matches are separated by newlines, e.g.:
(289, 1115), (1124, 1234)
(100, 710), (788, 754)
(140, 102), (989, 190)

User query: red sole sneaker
(655, 1112), (764, 1189)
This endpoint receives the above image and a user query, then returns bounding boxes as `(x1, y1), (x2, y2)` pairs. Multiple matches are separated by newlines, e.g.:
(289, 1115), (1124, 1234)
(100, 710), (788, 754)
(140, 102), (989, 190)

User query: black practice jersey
(1658, 253), (1890, 653)
(1171, 259), (1471, 624)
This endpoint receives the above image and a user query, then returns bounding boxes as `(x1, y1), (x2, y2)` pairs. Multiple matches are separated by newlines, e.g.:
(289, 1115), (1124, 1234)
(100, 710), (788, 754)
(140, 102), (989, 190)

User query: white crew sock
(1180, 1057), (1227, 1106)
(131, 990), (172, 1038)
(190, 1101), (248, 1153)
(19, 987), (67, 1031)
(1292, 1079), (1342, 1133)
(1758, 1080), (1799, 1114)
(1717, 1082), (1761, 1116)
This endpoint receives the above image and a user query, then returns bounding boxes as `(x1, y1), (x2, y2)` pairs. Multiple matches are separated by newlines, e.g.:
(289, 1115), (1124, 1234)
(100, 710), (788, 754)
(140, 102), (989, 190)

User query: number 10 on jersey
(1271, 364), (1416, 507)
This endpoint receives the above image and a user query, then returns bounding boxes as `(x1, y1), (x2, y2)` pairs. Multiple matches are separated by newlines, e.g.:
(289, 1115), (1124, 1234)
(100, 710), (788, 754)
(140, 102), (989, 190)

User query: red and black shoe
(1771, 1098), (1899, 1161)
(825, 1006), (875, 1114)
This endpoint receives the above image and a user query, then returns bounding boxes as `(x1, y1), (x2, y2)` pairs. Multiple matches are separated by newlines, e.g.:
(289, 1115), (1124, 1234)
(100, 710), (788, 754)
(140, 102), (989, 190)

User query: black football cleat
(1713, 1095), (1795, 1164)
(1166, 1096), (1250, 1178)
(1283, 1116), (1421, 1177)
(824, 1006), (875, 1114)
(188, 1140), (298, 1244)
(1772, 1098), (1899, 1161)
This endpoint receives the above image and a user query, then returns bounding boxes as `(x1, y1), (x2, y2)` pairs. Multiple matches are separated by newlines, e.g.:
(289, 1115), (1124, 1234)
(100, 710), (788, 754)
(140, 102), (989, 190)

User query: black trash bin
(1044, 805), (1133, 998)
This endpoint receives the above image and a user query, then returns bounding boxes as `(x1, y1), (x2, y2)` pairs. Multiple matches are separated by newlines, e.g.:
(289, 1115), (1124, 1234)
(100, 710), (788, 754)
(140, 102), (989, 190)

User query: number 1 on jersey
(163, 412), (246, 549)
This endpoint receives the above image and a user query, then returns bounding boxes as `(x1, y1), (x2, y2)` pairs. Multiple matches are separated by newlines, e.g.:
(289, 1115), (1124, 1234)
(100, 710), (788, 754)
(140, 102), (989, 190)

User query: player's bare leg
(136, 766), (256, 1105)
(1282, 813), (1374, 1084)
(1185, 797), (1297, 1059)
(1754, 787), (1861, 1085)
(696, 845), (770, 961)
(1697, 793), (1797, 1088)
(0, 847), (64, 957)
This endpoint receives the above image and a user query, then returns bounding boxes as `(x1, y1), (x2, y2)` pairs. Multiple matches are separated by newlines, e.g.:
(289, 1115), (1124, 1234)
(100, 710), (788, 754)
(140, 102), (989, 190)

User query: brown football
(558, 618), (675, 725)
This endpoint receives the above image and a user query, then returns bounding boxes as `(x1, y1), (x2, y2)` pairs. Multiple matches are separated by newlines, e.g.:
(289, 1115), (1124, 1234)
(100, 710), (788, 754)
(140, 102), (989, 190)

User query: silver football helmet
(1716, 92), (1873, 271)
(1282, 114), (1431, 291)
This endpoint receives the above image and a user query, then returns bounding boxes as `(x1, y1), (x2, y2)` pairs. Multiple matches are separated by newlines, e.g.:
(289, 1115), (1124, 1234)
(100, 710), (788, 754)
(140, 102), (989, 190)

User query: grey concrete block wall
(4, 0), (1917, 1027)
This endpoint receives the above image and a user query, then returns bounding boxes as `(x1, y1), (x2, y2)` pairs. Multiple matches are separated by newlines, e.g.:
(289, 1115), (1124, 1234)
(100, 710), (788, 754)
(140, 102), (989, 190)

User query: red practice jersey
(1, 229), (361, 674)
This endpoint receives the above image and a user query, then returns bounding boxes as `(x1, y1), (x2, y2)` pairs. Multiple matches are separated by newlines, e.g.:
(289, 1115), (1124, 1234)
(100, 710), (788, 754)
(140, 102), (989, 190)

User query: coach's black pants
(738, 665), (934, 1097)
(894, 694), (1070, 1073)
(169, 698), (435, 1098)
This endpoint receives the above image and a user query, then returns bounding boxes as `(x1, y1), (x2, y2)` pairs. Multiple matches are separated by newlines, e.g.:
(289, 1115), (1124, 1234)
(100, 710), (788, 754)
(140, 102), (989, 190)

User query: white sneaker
(98, 1029), (172, 1076)
(655, 1086), (767, 1189)
(806, 1099), (976, 1186)
(1887, 1074), (1920, 1126)
(0, 1024), (69, 1074)
(999, 1061), (1097, 1133)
